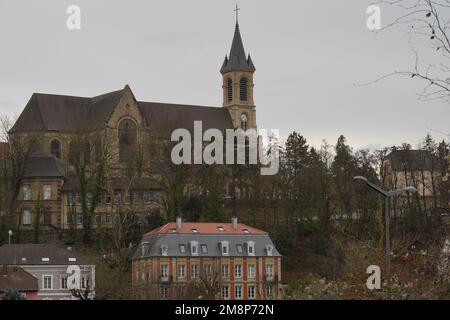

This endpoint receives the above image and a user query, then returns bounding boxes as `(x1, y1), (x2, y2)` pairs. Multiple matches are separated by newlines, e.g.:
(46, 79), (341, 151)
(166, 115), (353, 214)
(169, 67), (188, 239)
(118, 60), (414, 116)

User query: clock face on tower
(240, 113), (248, 122)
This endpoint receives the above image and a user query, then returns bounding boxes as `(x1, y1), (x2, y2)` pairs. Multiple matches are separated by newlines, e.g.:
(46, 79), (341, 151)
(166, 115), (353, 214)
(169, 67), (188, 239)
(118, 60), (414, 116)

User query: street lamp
(353, 176), (416, 290)
(8, 230), (13, 245)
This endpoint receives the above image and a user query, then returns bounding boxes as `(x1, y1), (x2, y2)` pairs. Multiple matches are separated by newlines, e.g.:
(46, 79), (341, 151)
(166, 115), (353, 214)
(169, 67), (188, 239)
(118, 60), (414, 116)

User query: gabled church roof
(220, 23), (255, 74)
(10, 86), (233, 134)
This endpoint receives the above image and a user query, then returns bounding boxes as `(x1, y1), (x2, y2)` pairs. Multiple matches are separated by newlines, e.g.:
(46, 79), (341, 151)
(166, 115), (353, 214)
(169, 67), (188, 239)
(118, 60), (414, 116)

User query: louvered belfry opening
(227, 78), (233, 102)
(240, 78), (248, 102)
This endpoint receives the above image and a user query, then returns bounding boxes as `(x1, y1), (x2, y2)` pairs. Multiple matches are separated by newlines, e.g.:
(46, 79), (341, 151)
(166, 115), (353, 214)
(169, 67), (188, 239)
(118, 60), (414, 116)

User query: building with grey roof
(132, 217), (282, 300)
(0, 244), (95, 300)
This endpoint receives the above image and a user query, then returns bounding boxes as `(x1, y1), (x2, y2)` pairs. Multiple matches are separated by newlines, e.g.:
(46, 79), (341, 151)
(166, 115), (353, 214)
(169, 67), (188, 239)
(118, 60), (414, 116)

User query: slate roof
(385, 150), (445, 171)
(0, 244), (92, 266)
(133, 221), (281, 259)
(24, 154), (66, 178)
(220, 23), (255, 74)
(0, 266), (39, 293)
(10, 86), (233, 134)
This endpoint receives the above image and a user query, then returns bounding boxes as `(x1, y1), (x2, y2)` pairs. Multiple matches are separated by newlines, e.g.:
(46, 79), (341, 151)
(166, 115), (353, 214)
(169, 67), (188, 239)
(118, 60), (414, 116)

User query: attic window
(179, 244), (186, 254)
(236, 244), (243, 254)
(243, 229), (250, 234)
(170, 228), (177, 233)
(201, 244), (208, 254)
(41, 257), (50, 262)
(50, 139), (61, 159)
(217, 226), (225, 232)
(191, 228), (199, 233)
(161, 245), (169, 256)
(21, 257), (27, 262)
(68, 258), (77, 262)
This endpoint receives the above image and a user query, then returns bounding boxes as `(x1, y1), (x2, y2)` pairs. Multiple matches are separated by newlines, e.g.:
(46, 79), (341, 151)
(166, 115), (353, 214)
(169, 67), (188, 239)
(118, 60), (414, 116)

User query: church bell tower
(220, 7), (256, 131)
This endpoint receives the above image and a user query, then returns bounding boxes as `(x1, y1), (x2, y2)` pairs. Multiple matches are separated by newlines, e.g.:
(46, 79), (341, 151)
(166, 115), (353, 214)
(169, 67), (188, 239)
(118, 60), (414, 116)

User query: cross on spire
(234, 4), (240, 25)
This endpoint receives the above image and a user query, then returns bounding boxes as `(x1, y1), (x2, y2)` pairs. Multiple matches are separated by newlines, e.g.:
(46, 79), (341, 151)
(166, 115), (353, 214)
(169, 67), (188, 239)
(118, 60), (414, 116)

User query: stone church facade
(10, 21), (257, 231)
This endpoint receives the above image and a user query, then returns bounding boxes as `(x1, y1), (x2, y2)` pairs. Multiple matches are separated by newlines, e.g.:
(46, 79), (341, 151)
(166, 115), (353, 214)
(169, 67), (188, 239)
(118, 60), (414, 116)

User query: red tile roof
(145, 222), (267, 236)
(0, 266), (39, 292)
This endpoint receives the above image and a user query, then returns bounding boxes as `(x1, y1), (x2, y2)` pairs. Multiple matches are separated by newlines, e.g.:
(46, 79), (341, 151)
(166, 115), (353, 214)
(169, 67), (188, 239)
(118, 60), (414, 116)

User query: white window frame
(266, 264), (273, 277)
(235, 285), (242, 300)
(248, 264), (255, 278)
(221, 285), (229, 300)
(43, 185), (52, 200)
(23, 185), (32, 201)
(221, 264), (229, 278)
(61, 275), (68, 289)
(190, 241), (199, 256)
(248, 285), (255, 299)
(22, 209), (31, 225)
(221, 241), (229, 256)
(178, 264), (185, 279)
(247, 241), (255, 256)
(42, 275), (53, 290)
(266, 245), (273, 256)
(235, 264), (242, 278)
(161, 264), (169, 278)
(191, 264), (198, 279)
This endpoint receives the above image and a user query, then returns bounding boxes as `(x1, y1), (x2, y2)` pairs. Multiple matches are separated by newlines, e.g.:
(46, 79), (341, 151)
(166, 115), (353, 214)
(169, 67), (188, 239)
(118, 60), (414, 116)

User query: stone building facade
(9, 20), (258, 230)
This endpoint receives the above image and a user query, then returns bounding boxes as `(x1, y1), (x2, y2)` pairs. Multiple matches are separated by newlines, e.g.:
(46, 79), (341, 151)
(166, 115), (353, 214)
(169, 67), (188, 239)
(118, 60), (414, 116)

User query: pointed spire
(220, 19), (255, 74)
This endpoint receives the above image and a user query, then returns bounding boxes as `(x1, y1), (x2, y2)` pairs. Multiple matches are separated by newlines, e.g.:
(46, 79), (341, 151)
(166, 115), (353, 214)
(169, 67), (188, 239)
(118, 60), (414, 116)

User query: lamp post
(8, 230), (12, 245)
(353, 176), (416, 292)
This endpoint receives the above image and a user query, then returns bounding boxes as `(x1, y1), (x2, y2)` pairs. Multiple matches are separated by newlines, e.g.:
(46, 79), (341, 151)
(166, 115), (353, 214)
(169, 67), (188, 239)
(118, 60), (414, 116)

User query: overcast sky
(0, 0), (448, 150)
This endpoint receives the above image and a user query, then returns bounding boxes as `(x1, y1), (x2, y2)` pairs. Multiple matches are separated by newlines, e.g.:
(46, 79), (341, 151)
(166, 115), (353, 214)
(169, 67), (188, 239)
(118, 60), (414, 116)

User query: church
(9, 20), (258, 230)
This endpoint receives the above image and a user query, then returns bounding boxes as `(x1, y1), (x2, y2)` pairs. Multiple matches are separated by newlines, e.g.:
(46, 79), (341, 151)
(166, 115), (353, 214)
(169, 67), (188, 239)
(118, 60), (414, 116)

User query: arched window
(240, 78), (248, 102)
(50, 139), (61, 159)
(227, 78), (233, 102)
(118, 119), (137, 162)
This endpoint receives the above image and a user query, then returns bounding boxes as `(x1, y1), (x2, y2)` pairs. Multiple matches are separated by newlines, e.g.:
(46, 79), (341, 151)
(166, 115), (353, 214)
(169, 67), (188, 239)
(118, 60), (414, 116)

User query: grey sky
(0, 0), (448, 150)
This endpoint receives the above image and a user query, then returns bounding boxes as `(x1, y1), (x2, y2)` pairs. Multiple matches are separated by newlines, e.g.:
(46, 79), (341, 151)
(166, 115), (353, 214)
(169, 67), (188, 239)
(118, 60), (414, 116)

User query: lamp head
(404, 186), (417, 193)
(8, 230), (12, 236)
(353, 176), (368, 183)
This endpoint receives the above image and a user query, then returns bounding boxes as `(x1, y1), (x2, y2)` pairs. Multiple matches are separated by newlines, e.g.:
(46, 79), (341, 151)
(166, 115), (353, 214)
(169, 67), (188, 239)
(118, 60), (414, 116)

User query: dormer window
(141, 242), (149, 256)
(220, 241), (229, 256)
(217, 226), (225, 232)
(161, 245), (169, 256)
(68, 258), (77, 262)
(191, 228), (199, 233)
(247, 241), (255, 256)
(243, 229), (250, 234)
(266, 245), (273, 256)
(190, 241), (199, 256)
(236, 244), (243, 254)
(201, 244), (208, 254)
(179, 244), (186, 254)
(41, 257), (50, 262)
(170, 228), (177, 233)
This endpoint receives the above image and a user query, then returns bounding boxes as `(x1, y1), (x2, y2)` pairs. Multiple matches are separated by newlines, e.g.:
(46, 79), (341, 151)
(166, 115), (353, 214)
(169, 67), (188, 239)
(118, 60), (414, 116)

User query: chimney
(231, 217), (238, 230)
(176, 217), (182, 229)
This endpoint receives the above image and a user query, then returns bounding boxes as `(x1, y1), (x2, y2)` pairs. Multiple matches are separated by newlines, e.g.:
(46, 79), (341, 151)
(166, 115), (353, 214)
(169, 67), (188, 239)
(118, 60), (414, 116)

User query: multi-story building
(382, 149), (448, 213)
(132, 217), (282, 300)
(8, 17), (258, 231)
(0, 244), (95, 300)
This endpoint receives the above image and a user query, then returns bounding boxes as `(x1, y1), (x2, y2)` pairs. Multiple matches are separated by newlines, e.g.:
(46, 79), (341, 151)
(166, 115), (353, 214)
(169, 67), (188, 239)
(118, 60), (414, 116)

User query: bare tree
(0, 115), (37, 243)
(375, 0), (450, 102)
